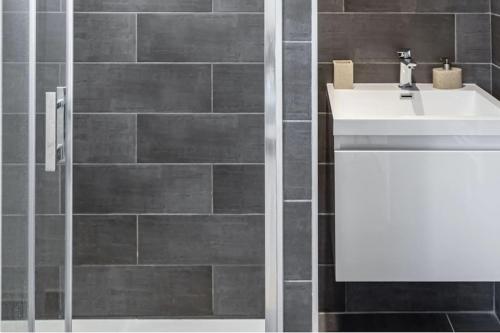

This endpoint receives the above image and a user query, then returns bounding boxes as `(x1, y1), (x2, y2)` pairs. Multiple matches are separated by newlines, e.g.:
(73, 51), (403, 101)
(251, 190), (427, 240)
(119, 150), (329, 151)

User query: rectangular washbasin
(328, 83), (500, 136)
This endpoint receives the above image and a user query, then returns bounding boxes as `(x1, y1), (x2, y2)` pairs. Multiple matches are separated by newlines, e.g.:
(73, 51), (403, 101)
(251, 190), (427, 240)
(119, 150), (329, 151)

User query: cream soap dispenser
(433, 57), (462, 89)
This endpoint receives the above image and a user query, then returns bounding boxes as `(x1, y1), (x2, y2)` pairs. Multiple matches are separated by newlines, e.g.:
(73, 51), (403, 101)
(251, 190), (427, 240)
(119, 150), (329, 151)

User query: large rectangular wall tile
(318, 113), (334, 164)
(493, 16), (500, 66)
(74, 215), (137, 265)
(494, 0), (500, 15)
(318, 215), (334, 265)
(284, 0), (312, 41)
(460, 64), (492, 93)
(284, 282), (312, 332)
(318, 64), (332, 115)
(75, 114), (136, 163)
(3, 13), (28, 62)
(213, 266), (265, 317)
(213, 165), (265, 214)
(319, 265), (345, 312)
(137, 114), (264, 163)
(37, 0), (61, 12)
(213, 65), (264, 114)
(496, 283), (500, 318)
(73, 266), (212, 317)
(75, 13), (136, 62)
(319, 0), (344, 12)
(345, 282), (494, 312)
(456, 14), (491, 63)
(137, 14), (263, 62)
(36, 266), (64, 319)
(319, 164), (334, 214)
(37, 13), (65, 62)
(284, 122), (311, 200)
(284, 202), (312, 280)
(74, 64), (211, 113)
(75, 0), (212, 12)
(3, 166), (61, 215)
(344, 0), (490, 12)
(36, 215), (65, 266)
(284, 43), (312, 120)
(74, 165), (212, 214)
(319, 14), (454, 62)
(213, 0), (264, 12)
(494, 65), (500, 100)
(138, 215), (264, 265)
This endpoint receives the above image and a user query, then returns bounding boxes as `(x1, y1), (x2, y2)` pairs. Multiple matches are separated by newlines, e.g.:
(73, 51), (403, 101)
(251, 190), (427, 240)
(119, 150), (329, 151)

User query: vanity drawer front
(335, 150), (500, 282)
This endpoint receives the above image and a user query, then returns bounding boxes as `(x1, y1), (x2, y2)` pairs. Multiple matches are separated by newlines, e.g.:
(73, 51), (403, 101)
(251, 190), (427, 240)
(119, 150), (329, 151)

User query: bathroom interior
(2, 0), (500, 332)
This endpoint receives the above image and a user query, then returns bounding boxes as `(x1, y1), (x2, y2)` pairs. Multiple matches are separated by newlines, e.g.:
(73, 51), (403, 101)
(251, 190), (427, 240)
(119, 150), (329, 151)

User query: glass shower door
(1, 0), (72, 331)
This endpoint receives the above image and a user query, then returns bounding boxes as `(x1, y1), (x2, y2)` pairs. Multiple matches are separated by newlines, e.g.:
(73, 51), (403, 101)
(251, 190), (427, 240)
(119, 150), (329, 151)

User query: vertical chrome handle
(45, 92), (57, 172)
(45, 87), (66, 172)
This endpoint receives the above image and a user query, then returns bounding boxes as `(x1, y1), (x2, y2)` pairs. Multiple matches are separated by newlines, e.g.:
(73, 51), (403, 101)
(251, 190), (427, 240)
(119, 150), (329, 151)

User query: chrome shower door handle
(45, 87), (66, 172)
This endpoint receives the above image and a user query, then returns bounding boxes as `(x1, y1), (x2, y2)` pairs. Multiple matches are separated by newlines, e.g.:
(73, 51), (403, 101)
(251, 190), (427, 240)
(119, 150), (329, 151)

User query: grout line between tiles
(136, 215), (139, 265)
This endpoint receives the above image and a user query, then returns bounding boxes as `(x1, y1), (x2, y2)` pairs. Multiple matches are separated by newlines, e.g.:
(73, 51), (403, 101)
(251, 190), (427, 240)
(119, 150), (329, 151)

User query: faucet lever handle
(397, 49), (412, 59)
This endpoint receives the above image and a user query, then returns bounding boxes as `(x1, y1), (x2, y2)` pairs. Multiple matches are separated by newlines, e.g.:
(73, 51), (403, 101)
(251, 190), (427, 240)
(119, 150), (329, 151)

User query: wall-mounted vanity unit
(329, 83), (500, 282)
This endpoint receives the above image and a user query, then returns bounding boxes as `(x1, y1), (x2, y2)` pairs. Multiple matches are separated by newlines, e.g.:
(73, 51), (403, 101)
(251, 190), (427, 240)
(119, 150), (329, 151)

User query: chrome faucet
(397, 49), (417, 89)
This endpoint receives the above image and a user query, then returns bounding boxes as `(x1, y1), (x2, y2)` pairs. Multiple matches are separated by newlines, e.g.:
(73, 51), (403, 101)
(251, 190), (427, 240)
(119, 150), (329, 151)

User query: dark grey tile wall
(283, 0), (314, 331)
(319, 0), (497, 321)
(73, 0), (265, 319)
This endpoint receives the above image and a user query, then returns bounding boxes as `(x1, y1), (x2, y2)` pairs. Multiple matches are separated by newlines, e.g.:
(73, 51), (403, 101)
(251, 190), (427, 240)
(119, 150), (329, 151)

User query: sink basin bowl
(328, 83), (500, 136)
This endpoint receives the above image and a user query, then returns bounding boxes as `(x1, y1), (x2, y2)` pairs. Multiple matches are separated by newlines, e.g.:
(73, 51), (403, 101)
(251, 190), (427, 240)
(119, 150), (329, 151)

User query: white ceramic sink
(328, 83), (500, 136)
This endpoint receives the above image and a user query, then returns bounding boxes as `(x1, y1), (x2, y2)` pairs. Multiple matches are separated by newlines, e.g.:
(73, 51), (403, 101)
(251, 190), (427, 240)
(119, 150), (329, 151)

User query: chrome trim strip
(65, 0), (74, 330)
(264, 0), (283, 331)
(28, 0), (37, 329)
(311, 0), (319, 330)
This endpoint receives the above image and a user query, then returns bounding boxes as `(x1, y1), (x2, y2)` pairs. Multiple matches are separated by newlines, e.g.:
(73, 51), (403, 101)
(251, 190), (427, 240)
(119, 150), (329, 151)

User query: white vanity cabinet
(329, 83), (500, 281)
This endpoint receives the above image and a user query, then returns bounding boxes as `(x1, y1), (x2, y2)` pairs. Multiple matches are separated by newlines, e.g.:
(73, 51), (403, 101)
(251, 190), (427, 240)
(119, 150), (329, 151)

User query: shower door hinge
(45, 86), (66, 172)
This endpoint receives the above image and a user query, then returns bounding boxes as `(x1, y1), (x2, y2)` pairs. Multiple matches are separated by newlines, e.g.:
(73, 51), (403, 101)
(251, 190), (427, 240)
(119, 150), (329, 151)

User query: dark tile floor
(319, 312), (500, 332)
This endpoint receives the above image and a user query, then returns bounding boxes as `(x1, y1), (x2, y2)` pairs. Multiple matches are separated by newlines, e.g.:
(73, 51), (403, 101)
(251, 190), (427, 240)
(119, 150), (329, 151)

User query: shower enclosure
(1, 0), (282, 331)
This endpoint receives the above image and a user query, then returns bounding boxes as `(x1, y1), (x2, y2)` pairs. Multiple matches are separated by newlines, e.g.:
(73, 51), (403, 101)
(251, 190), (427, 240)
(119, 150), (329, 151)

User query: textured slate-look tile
(494, 0), (500, 15)
(448, 313), (500, 332)
(319, 265), (345, 312)
(456, 14), (491, 63)
(73, 266), (212, 317)
(37, 13), (65, 62)
(2, 216), (28, 267)
(213, 165), (264, 214)
(75, 0), (212, 12)
(137, 114), (264, 163)
(4, 0), (28, 11)
(36, 215), (65, 266)
(345, 282), (494, 311)
(494, 66), (500, 100)
(344, 0), (489, 12)
(213, 64), (264, 113)
(284, 202), (311, 280)
(213, 0), (264, 12)
(37, 0), (61, 11)
(75, 114), (136, 163)
(74, 215), (137, 265)
(75, 13), (136, 62)
(319, 313), (453, 332)
(318, 63), (333, 114)
(284, 122), (311, 200)
(74, 64), (211, 113)
(213, 266), (265, 317)
(3, 13), (28, 62)
(3, 115), (28, 163)
(36, 266), (64, 319)
(137, 14), (263, 62)
(3, 64), (28, 114)
(319, 164), (334, 214)
(36, 64), (61, 114)
(284, 0), (311, 41)
(497, 282), (500, 318)
(319, 14), (455, 62)
(138, 215), (264, 265)
(284, 43), (312, 120)
(3, 165), (61, 215)
(460, 64), (492, 93)
(319, 0), (344, 12)
(284, 282), (312, 332)
(74, 165), (211, 214)
(318, 215), (334, 264)
(318, 113), (334, 164)
(493, 16), (500, 66)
